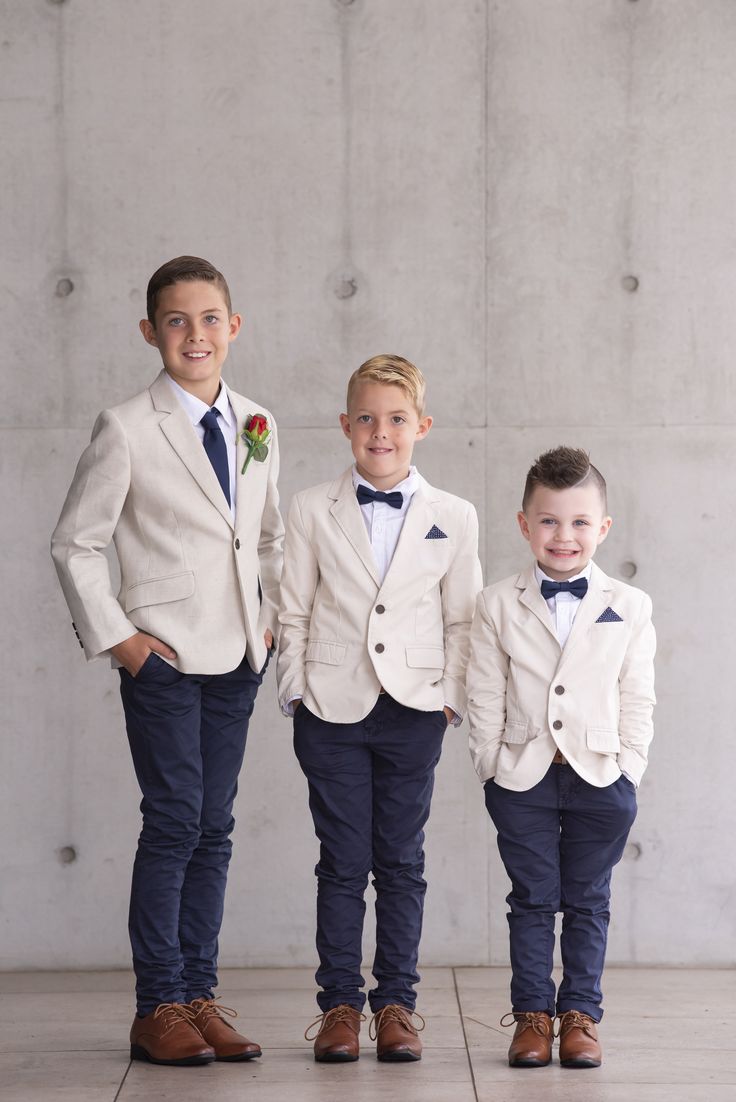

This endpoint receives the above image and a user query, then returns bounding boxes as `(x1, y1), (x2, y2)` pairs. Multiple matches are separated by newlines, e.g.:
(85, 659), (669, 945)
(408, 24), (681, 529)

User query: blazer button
(554, 685), (565, 695)
(234, 538), (241, 549)
(375, 604), (385, 614)
(553, 720), (563, 730)
(375, 643), (385, 653)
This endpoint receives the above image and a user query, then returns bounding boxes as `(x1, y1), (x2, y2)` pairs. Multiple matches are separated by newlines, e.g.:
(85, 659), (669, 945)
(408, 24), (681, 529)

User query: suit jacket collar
(328, 468), (381, 586)
(150, 370), (234, 529)
(515, 559), (614, 656)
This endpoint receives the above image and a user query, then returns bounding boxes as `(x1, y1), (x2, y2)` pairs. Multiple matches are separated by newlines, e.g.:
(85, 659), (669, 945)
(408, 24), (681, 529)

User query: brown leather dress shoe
(370, 1004), (425, 1062)
(130, 1003), (215, 1066)
(557, 1010), (602, 1068)
(501, 1011), (553, 1067)
(306, 1004), (365, 1062)
(189, 997), (262, 1061)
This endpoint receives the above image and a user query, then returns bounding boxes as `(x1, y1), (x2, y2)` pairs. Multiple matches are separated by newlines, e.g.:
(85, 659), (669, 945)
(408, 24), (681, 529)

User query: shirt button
(554, 685), (565, 695)
(553, 720), (563, 730)
(234, 538), (240, 549)
(375, 604), (385, 614)
(375, 643), (385, 653)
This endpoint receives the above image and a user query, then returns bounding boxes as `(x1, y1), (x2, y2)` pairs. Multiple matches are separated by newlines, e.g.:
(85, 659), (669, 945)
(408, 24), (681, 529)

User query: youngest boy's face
(518, 482), (612, 581)
(140, 280), (241, 398)
(339, 382), (431, 491)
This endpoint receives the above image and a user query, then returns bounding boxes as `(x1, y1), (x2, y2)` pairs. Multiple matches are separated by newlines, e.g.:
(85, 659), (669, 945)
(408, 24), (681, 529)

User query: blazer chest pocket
(587, 727), (620, 754)
(124, 570), (195, 613)
(405, 645), (445, 669)
(503, 721), (535, 745)
(306, 640), (347, 665)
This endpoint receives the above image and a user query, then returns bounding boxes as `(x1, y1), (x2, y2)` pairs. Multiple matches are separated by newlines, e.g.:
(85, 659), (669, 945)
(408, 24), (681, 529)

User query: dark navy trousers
(119, 651), (264, 1016)
(293, 694), (446, 1013)
(484, 764), (637, 1022)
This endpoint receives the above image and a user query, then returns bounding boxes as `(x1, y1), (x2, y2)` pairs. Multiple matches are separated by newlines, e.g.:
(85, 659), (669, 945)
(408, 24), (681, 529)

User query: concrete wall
(2, 0), (734, 969)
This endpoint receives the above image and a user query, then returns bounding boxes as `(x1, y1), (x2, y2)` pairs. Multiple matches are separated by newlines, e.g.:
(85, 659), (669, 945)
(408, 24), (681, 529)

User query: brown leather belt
(552, 749), (568, 765)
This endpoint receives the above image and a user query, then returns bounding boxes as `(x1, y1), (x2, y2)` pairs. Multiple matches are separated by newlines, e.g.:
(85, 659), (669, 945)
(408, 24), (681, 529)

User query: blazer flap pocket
(587, 727), (621, 753)
(306, 640), (347, 665)
(124, 571), (195, 613)
(405, 645), (445, 669)
(503, 721), (534, 745)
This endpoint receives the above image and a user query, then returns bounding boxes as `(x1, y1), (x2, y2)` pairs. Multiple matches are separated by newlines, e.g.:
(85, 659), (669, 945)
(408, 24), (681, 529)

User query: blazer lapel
(516, 565), (559, 646)
(557, 561), (614, 667)
(150, 370), (234, 529)
(379, 478), (438, 595)
(329, 470), (381, 587)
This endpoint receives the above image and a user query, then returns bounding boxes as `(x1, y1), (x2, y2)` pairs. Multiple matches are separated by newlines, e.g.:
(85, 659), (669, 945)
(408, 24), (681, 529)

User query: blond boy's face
(339, 382), (432, 491)
(139, 280), (241, 397)
(517, 482), (612, 581)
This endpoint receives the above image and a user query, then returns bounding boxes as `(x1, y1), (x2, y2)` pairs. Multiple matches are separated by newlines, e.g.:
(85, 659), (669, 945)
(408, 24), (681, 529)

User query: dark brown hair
(522, 446), (607, 512)
(146, 256), (232, 325)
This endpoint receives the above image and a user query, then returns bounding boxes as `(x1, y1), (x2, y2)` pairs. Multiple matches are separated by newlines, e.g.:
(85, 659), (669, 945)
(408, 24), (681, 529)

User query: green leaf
(252, 443), (269, 462)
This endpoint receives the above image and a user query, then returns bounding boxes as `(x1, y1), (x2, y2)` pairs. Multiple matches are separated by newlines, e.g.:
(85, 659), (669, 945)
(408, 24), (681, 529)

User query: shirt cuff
(445, 705), (463, 728)
(283, 695), (302, 717)
(621, 770), (638, 787)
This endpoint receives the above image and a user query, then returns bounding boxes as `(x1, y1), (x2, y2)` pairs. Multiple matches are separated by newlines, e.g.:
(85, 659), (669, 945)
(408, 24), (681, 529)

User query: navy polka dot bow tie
(540, 577), (588, 600)
(356, 485), (403, 509)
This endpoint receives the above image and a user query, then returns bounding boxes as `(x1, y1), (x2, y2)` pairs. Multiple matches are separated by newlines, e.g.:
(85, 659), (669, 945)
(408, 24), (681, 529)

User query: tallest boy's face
(140, 280), (241, 397)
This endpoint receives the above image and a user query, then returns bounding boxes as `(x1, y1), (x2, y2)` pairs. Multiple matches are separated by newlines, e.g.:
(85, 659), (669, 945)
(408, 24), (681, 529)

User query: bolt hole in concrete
(334, 276), (358, 300)
(55, 277), (74, 297)
(621, 275), (639, 293)
(620, 561), (637, 579)
(624, 842), (642, 861)
(47, 0), (68, 6)
(57, 846), (77, 865)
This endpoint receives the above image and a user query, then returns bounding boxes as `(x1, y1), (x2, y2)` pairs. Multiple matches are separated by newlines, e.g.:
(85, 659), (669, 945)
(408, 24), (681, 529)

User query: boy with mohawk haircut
(466, 446), (655, 1070)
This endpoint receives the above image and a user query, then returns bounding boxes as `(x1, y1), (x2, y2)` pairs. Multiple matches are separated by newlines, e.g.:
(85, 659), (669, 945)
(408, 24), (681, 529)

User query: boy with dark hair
(466, 446), (655, 1069)
(52, 256), (283, 1066)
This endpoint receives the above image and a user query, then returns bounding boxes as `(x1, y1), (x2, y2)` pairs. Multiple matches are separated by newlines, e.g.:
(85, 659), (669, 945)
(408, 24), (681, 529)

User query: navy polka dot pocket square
(596, 607), (623, 623)
(425, 525), (448, 540)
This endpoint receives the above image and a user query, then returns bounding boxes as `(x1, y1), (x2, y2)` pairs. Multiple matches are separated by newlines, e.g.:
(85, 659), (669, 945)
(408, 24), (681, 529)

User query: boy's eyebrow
(536, 511), (594, 519)
(355, 408), (411, 415)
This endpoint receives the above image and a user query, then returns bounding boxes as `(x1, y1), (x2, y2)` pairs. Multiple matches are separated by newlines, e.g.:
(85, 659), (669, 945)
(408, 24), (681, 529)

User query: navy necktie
(541, 577), (588, 600)
(200, 408), (230, 506)
(356, 484), (403, 509)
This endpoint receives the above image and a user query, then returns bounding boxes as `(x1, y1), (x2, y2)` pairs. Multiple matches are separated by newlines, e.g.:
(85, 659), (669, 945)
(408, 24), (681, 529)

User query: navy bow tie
(541, 577), (588, 600)
(356, 485), (403, 509)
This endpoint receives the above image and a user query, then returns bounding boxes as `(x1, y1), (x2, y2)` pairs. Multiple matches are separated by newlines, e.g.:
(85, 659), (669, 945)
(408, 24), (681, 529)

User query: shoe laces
(304, 1004), (366, 1041)
(151, 1002), (197, 1036)
(368, 1004), (425, 1041)
(500, 1011), (551, 1037)
(189, 996), (238, 1023)
(555, 1010), (596, 1038)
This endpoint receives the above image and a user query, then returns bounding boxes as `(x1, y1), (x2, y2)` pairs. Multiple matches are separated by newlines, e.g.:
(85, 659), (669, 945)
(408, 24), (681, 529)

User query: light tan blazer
(466, 562), (655, 790)
(277, 468), (482, 723)
(51, 370), (284, 675)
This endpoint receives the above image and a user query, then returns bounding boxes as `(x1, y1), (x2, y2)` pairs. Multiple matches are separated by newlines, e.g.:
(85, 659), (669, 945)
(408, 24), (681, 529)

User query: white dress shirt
(166, 373), (238, 520)
(535, 562), (592, 649)
(352, 465), (419, 583)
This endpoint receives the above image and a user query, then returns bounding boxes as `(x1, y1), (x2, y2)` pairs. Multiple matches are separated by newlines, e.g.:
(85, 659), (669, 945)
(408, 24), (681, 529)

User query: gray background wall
(2, 0), (734, 970)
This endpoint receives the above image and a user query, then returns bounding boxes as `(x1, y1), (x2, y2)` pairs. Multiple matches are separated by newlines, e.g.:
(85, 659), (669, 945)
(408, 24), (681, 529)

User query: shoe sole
(314, 1052), (359, 1063)
(377, 1051), (422, 1062)
(216, 1051), (262, 1062)
(130, 1044), (215, 1066)
(560, 1058), (601, 1069)
(509, 1057), (551, 1068)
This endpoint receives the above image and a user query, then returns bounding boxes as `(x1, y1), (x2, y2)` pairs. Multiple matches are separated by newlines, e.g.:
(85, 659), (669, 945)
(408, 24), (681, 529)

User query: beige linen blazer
(466, 562), (655, 790)
(277, 468), (482, 723)
(51, 370), (284, 675)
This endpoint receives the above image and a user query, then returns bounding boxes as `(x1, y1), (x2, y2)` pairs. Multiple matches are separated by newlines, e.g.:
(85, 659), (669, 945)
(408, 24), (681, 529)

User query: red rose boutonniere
(241, 413), (271, 475)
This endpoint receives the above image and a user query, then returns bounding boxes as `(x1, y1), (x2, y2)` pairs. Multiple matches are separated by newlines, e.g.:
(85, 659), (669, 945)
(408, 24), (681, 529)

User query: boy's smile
(518, 482), (612, 580)
(140, 280), (241, 405)
(339, 382), (432, 491)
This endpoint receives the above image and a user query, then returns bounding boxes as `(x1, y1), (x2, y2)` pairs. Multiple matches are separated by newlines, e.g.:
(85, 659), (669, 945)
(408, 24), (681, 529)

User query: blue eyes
(167, 315), (220, 327)
(540, 518), (589, 527)
(356, 415), (406, 425)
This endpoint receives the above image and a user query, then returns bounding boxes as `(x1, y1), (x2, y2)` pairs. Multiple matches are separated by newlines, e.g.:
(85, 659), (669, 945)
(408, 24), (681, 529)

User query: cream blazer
(277, 468), (482, 723)
(51, 370), (284, 675)
(467, 562), (655, 790)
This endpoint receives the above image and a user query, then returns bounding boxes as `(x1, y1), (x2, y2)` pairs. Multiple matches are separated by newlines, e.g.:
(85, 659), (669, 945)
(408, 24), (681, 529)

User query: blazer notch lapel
(330, 492), (380, 588)
(557, 564), (613, 665)
(517, 572), (559, 645)
(159, 405), (234, 529)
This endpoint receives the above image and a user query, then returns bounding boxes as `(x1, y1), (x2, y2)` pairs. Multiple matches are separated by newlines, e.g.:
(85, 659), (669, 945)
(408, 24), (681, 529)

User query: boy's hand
(111, 632), (177, 677)
(443, 706), (456, 725)
(264, 629), (274, 651)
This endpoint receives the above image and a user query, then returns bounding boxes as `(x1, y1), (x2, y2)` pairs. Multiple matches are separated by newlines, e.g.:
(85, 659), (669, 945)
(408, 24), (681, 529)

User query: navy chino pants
(485, 763), (637, 1022)
(119, 651), (264, 1016)
(294, 694), (446, 1013)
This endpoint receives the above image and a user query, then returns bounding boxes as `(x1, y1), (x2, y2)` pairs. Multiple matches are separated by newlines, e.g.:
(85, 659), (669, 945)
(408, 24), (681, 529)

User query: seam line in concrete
(452, 966), (479, 1101)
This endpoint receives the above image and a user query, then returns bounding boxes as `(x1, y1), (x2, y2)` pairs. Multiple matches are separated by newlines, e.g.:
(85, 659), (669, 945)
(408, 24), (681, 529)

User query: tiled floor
(1, 966), (733, 1101)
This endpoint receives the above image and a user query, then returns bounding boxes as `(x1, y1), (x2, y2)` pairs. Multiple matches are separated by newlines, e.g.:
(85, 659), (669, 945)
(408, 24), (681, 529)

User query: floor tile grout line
(112, 1059), (132, 1102)
(452, 967), (479, 1102)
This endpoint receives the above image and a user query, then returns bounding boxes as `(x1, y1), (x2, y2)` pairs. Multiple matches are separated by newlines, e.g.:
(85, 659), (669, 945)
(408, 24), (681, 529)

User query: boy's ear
(228, 313), (242, 341)
(139, 319), (158, 348)
(597, 515), (613, 545)
(339, 413), (351, 439)
(517, 511), (531, 542)
(415, 414), (433, 439)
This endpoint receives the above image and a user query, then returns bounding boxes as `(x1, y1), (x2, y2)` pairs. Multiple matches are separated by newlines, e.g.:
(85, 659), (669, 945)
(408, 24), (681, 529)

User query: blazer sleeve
(276, 494), (319, 712)
(256, 416), (285, 639)
(50, 409), (138, 660)
(617, 591), (656, 785)
(439, 502), (483, 718)
(466, 590), (510, 783)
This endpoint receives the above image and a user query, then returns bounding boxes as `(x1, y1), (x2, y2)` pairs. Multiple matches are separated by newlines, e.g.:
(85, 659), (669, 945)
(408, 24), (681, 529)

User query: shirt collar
(165, 372), (234, 428)
(351, 465), (419, 500)
(535, 561), (593, 590)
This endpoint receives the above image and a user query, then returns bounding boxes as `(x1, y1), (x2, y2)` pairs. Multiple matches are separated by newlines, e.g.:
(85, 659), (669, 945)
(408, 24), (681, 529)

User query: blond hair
(346, 354), (426, 417)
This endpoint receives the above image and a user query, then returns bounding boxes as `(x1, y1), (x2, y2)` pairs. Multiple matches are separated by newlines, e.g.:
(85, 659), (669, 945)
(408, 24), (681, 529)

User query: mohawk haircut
(522, 446), (607, 512)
